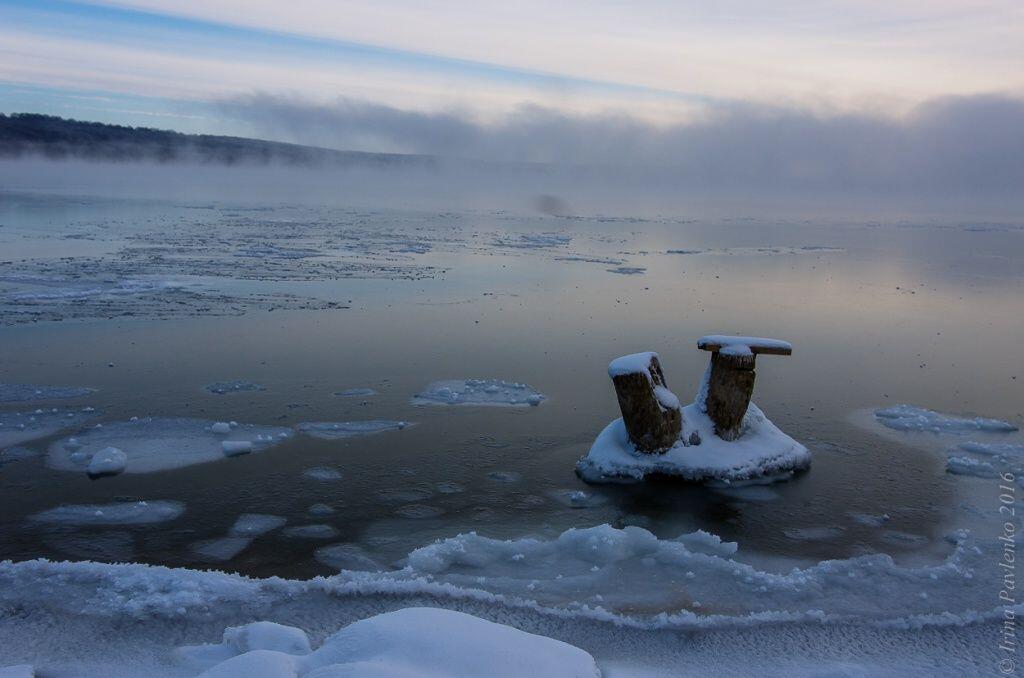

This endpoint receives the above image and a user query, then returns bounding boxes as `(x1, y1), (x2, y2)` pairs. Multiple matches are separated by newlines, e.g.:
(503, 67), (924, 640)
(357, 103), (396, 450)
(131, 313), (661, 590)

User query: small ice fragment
(222, 440), (253, 456)
(308, 503), (335, 516)
(191, 537), (251, 561)
(230, 514), (287, 537)
(211, 422), (231, 434)
(86, 446), (127, 478)
(875, 404), (1017, 433)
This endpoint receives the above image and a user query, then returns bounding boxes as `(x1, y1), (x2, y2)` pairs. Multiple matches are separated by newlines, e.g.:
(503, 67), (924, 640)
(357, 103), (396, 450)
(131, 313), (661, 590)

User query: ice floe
(204, 381), (266, 395)
(577, 400), (810, 484)
(0, 408), (97, 450)
(177, 609), (598, 678)
(295, 420), (411, 440)
(875, 404), (1018, 434)
(28, 500), (184, 526)
(230, 514), (287, 537)
(332, 388), (377, 398)
(945, 455), (999, 478)
(314, 544), (384, 572)
(957, 441), (1024, 457)
(47, 417), (294, 474)
(413, 379), (545, 407)
(191, 538), (252, 562)
(0, 383), (95, 403)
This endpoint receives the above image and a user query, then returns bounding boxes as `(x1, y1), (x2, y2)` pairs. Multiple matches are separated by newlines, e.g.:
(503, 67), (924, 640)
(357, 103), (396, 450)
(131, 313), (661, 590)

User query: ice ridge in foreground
(413, 379), (545, 407)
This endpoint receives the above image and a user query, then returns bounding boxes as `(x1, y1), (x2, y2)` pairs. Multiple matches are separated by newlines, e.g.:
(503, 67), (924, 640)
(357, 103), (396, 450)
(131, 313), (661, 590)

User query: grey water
(1, 183), (1022, 579)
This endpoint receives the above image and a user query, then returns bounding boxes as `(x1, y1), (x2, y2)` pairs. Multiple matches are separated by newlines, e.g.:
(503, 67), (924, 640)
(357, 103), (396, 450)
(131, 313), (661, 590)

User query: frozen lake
(0, 186), (1022, 627)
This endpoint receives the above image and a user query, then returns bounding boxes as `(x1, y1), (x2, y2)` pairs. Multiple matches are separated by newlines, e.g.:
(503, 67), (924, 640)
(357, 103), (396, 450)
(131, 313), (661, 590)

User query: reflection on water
(0, 191), (1022, 578)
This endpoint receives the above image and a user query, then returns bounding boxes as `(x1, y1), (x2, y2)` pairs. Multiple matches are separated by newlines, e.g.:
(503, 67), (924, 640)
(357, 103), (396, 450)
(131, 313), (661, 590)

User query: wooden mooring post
(608, 352), (682, 453)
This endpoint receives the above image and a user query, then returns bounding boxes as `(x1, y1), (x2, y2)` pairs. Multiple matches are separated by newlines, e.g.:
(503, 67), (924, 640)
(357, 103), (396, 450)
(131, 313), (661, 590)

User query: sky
(1, 0), (1023, 173)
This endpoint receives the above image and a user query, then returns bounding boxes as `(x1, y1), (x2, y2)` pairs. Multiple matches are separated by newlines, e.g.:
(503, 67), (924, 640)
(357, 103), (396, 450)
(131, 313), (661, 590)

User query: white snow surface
(413, 380), (545, 407)
(28, 500), (185, 525)
(181, 608), (598, 678)
(696, 336), (792, 353)
(607, 352), (658, 378)
(295, 421), (410, 440)
(875, 404), (1018, 433)
(577, 401), (810, 483)
(0, 522), (1007, 677)
(47, 417), (294, 473)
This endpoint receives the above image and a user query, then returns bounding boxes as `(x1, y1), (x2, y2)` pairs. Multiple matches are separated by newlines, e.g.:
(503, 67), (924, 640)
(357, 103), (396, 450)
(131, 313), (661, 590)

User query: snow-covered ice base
(413, 379), (545, 407)
(47, 418), (294, 474)
(0, 522), (1007, 677)
(577, 401), (810, 484)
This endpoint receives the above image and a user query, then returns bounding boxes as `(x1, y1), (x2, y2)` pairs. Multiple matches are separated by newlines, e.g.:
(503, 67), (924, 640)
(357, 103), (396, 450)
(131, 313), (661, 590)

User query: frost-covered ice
(332, 388), (377, 398)
(413, 379), (545, 407)
(282, 524), (338, 539)
(177, 609), (598, 678)
(28, 500), (184, 525)
(577, 399), (810, 484)
(875, 404), (1018, 434)
(47, 417), (293, 473)
(86, 446), (127, 478)
(191, 538), (252, 562)
(204, 381), (266, 395)
(314, 544), (384, 572)
(302, 467), (342, 481)
(295, 420), (411, 440)
(230, 514), (287, 537)
(0, 408), (97, 449)
(0, 383), (95, 403)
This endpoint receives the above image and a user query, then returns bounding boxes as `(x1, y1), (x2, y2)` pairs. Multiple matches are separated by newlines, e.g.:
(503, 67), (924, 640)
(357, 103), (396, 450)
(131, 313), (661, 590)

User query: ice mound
(0, 408), (97, 449)
(230, 514), (287, 537)
(191, 538), (252, 562)
(314, 543), (384, 572)
(332, 388), (377, 398)
(875, 404), (1018, 434)
(29, 500), (184, 525)
(0, 383), (95, 403)
(179, 609), (598, 678)
(576, 400), (810, 484)
(413, 379), (545, 406)
(47, 417), (294, 473)
(295, 420), (411, 440)
(86, 446), (126, 478)
(204, 381), (266, 395)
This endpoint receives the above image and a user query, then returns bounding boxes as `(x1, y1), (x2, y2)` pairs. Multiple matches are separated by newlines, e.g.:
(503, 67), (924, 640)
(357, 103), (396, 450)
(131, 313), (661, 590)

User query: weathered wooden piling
(697, 335), (792, 441)
(608, 352), (682, 453)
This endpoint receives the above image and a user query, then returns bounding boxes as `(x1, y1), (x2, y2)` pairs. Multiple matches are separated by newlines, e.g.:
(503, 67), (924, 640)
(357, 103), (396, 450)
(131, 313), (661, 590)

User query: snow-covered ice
(577, 400), (810, 483)
(875, 404), (1018, 434)
(413, 379), (545, 407)
(295, 420), (411, 440)
(47, 417), (294, 473)
(696, 335), (793, 354)
(0, 383), (95, 403)
(28, 500), (185, 525)
(179, 609), (598, 678)
(0, 408), (97, 450)
(86, 446), (126, 478)
(230, 514), (287, 538)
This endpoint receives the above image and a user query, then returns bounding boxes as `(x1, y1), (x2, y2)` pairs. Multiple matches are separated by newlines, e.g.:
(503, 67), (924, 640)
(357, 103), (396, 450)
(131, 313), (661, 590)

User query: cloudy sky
(1, 0), (1023, 173)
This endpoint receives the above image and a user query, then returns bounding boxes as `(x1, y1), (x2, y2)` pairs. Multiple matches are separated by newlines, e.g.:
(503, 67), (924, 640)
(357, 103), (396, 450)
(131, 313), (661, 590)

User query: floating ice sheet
(0, 408), (98, 450)
(332, 388), (377, 398)
(28, 500), (185, 526)
(295, 420), (411, 440)
(0, 383), (95, 403)
(204, 381), (266, 395)
(191, 537), (252, 562)
(314, 544), (384, 572)
(47, 417), (294, 474)
(230, 514), (287, 537)
(413, 379), (545, 407)
(875, 404), (1018, 434)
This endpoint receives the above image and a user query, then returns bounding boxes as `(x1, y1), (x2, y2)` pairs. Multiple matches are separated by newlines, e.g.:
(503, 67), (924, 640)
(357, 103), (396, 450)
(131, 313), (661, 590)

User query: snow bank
(577, 401), (809, 483)
(181, 608), (598, 678)
(0, 408), (97, 449)
(295, 420), (411, 440)
(28, 500), (185, 526)
(413, 380), (545, 407)
(47, 417), (294, 473)
(875, 404), (1018, 434)
(0, 383), (94, 403)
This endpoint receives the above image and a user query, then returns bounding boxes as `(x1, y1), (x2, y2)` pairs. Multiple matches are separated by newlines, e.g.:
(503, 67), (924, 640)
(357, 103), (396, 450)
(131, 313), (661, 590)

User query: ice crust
(577, 401), (810, 483)
(413, 379), (545, 407)
(47, 417), (294, 474)
(875, 404), (1018, 433)
(295, 420), (410, 440)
